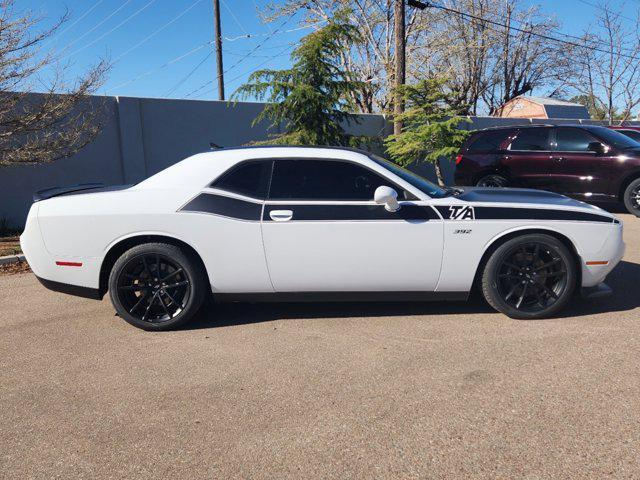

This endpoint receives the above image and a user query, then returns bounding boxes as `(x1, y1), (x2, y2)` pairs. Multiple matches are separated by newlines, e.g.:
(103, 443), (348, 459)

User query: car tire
(481, 234), (577, 320)
(108, 242), (208, 331)
(622, 178), (640, 217)
(475, 174), (509, 188)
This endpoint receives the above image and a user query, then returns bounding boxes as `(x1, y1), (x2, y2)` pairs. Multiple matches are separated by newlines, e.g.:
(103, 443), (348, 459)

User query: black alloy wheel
(109, 243), (207, 330)
(623, 178), (640, 217)
(476, 174), (509, 188)
(481, 234), (576, 319)
(117, 254), (190, 322)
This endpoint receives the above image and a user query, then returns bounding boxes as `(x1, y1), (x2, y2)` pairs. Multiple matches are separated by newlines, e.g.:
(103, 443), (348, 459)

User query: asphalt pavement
(1, 215), (640, 479)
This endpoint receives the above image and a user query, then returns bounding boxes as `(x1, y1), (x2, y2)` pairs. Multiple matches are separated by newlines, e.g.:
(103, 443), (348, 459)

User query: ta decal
(449, 205), (475, 220)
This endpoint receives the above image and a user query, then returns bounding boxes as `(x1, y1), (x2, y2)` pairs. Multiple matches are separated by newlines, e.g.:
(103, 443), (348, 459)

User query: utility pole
(213, 0), (225, 100)
(393, 0), (405, 136)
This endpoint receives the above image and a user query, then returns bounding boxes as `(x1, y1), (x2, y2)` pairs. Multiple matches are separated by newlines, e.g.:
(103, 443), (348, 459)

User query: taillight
(455, 154), (463, 165)
(56, 261), (83, 267)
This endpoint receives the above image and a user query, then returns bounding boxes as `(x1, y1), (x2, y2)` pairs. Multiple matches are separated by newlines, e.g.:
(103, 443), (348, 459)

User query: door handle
(269, 209), (293, 222)
(551, 156), (566, 162)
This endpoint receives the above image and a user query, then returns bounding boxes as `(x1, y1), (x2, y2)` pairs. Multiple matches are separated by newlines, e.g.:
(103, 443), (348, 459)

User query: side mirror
(588, 141), (607, 154)
(374, 186), (400, 212)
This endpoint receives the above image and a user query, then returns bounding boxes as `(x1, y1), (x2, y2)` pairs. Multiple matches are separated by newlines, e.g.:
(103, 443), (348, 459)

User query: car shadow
(182, 260), (640, 330)
(564, 260), (640, 317)
(184, 295), (493, 331)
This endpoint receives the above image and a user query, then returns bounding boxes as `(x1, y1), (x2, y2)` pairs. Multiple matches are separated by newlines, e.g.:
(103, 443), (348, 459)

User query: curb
(0, 254), (26, 266)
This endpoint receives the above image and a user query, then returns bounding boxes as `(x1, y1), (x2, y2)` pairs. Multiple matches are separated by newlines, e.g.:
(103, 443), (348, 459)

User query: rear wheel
(108, 243), (207, 331)
(622, 177), (640, 217)
(481, 234), (576, 319)
(476, 173), (509, 188)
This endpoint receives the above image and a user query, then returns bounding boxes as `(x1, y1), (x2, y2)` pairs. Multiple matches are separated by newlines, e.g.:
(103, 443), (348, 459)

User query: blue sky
(22, 0), (635, 101)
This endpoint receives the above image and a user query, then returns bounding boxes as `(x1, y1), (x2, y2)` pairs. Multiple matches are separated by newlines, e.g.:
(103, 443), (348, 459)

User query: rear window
(509, 128), (551, 151)
(210, 160), (272, 199)
(467, 130), (512, 152)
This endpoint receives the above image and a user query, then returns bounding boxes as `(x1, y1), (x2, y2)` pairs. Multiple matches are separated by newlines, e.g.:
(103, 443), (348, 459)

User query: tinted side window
(510, 128), (551, 151)
(467, 130), (512, 152)
(556, 128), (597, 151)
(619, 129), (640, 142)
(211, 160), (272, 199)
(269, 159), (392, 200)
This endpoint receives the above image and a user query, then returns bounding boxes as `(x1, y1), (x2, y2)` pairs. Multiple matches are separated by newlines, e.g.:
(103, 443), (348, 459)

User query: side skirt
(214, 291), (469, 303)
(35, 275), (103, 300)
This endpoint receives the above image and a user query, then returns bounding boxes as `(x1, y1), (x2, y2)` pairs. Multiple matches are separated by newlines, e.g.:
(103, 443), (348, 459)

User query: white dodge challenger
(21, 146), (624, 330)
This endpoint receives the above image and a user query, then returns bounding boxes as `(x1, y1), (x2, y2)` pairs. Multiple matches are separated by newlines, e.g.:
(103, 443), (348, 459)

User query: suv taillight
(455, 154), (463, 165)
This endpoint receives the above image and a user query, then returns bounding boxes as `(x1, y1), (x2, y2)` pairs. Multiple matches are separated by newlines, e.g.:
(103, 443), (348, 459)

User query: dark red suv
(454, 124), (640, 216)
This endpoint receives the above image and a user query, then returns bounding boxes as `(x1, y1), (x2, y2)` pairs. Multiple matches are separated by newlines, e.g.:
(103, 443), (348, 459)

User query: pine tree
(233, 14), (366, 146)
(385, 79), (470, 186)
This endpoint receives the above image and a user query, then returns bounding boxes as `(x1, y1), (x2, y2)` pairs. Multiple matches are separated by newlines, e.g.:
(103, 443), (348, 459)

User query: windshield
(587, 126), (640, 150)
(368, 154), (448, 198)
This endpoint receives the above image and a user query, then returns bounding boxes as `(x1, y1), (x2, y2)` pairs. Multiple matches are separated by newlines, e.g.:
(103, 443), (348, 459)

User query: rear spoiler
(33, 183), (105, 202)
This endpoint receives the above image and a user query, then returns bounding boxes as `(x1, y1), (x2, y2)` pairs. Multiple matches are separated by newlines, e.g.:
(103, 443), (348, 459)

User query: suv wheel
(481, 234), (576, 319)
(476, 174), (508, 188)
(623, 178), (640, 217)
(108, 243), (208, 331)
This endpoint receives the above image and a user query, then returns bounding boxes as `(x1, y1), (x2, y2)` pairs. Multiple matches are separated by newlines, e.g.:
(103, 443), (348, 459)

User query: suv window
(509, 128), (551, 151)
(556, 127), (597, 151)
(467, 130), (512, 152)
(269, 159), (394, 201)
(618, 129), (640, 142)
(211, 160), (272, 199)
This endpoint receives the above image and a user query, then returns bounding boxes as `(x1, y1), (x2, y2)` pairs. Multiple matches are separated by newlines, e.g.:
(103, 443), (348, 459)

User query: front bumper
(580, 221), (625, 288)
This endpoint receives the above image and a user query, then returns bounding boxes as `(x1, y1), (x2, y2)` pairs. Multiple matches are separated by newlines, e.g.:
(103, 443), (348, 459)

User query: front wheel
(481, 234), (577, 319)
(108, 243), (208, 331)
(622, 178), (640, 217)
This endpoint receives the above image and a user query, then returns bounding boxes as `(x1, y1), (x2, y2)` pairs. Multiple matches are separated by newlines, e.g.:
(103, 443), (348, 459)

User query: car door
(504, 127), (559, 191)
(260, 158), (444, 292)
(551, 126), (614, 199)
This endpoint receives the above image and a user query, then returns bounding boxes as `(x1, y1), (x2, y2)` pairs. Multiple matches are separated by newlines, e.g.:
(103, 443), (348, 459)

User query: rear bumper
(20, 202), (102, 293)
(35, 275), (103, 300)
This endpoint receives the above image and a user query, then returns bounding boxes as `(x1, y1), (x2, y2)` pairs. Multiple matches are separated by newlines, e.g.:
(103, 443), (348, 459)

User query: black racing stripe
(263, 203), (436, 221)
(180, 193), (261, 221)
(435, 205), (613, 223)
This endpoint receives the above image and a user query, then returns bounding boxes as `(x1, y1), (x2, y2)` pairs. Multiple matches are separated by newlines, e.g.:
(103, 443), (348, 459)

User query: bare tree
(413, 0), (573, 115)
(482, 2), (575, 113)
(0, 1), (109, 167)
(265, 0), (572, 116)
(570, 4), (640, 124)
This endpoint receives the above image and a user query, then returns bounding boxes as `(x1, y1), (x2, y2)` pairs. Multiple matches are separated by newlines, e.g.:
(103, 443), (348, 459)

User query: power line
(112, 0), (205, 63)
(425, 1), (640, 62)
(191, 43), (292, 100)
(577, 0), (637, 24)
(164, 50), (213, 97)
(61, 0), (158, 59)
(44, 0), (105, 45)
(106, 41), (212, 93)
(474, 0), (640, 57)
(184, 12), (297, 99)
(223, 22), (320, 42)
(221, 0), (249, 35)
(61, 0), (135, 52)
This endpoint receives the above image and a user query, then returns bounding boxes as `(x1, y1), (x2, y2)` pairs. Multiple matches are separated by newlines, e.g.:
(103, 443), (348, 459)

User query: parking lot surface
(2, 215), (640, 479)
